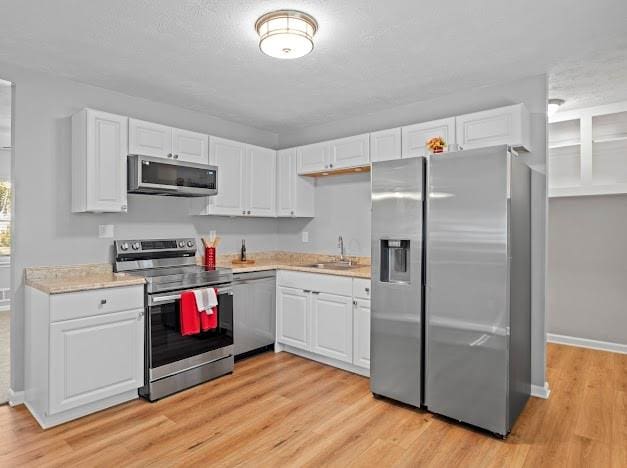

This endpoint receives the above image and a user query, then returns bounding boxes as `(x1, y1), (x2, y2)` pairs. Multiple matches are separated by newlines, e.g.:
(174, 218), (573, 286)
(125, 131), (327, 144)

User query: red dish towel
(180, 291), (200, 335)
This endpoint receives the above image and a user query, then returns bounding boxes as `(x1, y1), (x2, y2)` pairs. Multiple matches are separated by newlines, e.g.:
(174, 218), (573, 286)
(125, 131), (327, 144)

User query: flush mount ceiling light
(548, 98), (565, 116)
(255, 10), (318, 59)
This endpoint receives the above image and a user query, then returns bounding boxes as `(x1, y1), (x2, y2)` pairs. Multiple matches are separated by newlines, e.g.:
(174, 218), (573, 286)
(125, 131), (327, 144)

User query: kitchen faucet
(337, 235), (346, 263)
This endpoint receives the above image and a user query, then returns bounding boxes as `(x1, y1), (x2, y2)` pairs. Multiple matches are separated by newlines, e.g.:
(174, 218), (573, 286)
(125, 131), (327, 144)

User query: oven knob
(187, 241), (194, 248)
(120, 242), (129, 251)
(178, 241), (185, 248)
(132, 242), (141, 250)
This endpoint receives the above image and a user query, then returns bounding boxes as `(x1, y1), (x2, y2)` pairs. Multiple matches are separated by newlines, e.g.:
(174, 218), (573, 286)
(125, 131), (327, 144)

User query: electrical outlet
(302, 231), (309, 243)
(98, 224), (114, 238)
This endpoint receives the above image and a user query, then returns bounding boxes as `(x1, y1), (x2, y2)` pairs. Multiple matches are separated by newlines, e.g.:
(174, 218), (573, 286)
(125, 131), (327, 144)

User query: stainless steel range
(114, 238), (234, 401)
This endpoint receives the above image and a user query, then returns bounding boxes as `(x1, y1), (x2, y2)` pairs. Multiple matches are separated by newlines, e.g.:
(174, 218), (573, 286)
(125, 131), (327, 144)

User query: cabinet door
(246, 145), (276, 217)
(206, 136), (246, 215)
(277, 286), (309, 350)
(49, 309), (144, 415)
(330, 134), (370, 169)
(277, 148), (315, 218)
(456, 104), (530, 151)
(172, 128), (209, 164)
(370, 128), (402, 162)
(402, 118), (456, 157)
(353, 299), (371, 369)
(297, 142), (330, 174)
(128, 119), (173, 158)
(85, 110), (128, 212)
(276, 148), (295, 216)
(310, 292), (353, 363)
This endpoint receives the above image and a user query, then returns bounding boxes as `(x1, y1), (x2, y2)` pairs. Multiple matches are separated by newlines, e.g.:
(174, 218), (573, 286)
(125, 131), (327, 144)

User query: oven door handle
(149, 287), (233, 306)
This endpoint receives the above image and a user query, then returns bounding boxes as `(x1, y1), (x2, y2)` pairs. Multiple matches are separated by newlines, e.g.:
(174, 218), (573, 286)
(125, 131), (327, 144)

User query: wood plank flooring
(0, 343), (625, 467)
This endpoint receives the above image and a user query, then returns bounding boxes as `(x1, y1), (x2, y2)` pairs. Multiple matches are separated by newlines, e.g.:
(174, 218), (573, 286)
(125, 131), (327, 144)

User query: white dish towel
(193, 288), (218, 314)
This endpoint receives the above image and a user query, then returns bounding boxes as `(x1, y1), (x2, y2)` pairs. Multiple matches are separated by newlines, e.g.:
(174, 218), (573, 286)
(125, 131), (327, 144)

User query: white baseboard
(8, 388), (24, 406)
(531, 382), (551, 399)
(548, 333), (627, 355)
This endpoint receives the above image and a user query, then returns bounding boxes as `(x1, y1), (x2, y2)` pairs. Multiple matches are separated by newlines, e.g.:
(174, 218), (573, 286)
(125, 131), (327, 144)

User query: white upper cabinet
(172, 128), (209, 164)
(191, 137), (277, 217)
(402, 118), (456, 157)
(246, 145), (276, 217)
(277, 148), (315, 217)
(370, 128), (402, 162)
(72, 109), (128, 213)
(129, 119), (209, 163)
(329, 134), (370, 169)
(191, 136), (245, 216)
(297, 142), (330, 174)
(128, 119), (173, 158)
(456, 104), (531, 152)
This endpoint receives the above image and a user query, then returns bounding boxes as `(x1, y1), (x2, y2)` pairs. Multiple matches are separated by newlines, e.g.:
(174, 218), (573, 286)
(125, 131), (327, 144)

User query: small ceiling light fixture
(255, 10), (318, 59)
(548, 98), (565, 116)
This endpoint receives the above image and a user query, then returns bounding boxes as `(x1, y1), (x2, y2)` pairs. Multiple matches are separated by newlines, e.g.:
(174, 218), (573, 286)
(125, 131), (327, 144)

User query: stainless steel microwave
(127, 154), (218, 197)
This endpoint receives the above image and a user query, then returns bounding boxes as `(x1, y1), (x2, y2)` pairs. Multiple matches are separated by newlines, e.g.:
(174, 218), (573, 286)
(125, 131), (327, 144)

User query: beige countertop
(25, 264), (145, 294)
(216, 251), (371, 279)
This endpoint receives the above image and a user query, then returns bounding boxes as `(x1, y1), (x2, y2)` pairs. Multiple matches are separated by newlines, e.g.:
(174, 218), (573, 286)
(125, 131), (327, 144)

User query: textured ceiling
(550, 47), (627, 113)
(0, 0), (626, 134)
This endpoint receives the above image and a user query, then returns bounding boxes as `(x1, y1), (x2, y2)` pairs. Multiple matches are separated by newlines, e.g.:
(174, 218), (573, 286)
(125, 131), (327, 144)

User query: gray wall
(278, 75), (548, 389)
(277, 172), (371, 257)
(2, 61), (280, 392)
(548, 195), (627, 345)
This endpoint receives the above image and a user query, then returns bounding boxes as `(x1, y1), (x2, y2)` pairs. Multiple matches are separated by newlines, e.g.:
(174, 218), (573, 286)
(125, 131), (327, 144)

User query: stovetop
(131, 265), (233, 294)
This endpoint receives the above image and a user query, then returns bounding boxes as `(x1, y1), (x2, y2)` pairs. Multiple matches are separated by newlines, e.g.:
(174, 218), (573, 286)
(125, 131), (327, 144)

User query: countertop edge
(26, 277), (146, 295)
(228, 264), (371, 279)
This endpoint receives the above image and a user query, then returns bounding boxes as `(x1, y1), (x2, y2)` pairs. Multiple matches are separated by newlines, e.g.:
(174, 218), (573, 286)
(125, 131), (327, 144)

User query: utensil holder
(204, 247), (216, 270)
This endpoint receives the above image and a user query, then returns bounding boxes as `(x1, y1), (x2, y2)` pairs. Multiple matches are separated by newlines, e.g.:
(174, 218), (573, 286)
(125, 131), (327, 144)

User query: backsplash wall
(277, 172), (371, 258)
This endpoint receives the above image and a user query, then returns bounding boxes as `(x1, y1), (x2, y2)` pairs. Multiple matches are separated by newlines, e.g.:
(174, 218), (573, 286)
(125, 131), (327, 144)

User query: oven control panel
(114, 238), (196, 254)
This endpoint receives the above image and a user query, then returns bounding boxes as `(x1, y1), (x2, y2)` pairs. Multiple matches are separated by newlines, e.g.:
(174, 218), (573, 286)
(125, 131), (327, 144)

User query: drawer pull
(365, 287), (370, 293)
(100, 299), (107, 305)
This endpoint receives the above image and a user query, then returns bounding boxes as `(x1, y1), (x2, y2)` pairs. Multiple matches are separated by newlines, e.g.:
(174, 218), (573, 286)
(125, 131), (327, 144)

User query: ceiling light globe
(256, 10), (317, 60)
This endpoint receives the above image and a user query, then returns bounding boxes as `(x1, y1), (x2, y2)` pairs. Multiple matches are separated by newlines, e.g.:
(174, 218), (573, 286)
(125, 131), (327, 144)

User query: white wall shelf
(549, 101), (627, 198)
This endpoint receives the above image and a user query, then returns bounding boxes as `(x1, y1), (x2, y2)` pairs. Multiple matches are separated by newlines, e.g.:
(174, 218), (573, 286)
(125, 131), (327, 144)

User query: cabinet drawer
(50, 285), (144, 322)
(277, 270), (352, 296)
(352, 278), (371, 300)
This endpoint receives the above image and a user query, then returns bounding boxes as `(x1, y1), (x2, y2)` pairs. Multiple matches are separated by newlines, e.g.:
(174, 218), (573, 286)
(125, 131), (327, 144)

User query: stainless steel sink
(302, 262), (362, 271)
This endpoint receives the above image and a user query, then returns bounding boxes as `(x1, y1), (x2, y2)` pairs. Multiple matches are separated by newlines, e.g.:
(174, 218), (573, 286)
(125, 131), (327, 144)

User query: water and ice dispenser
(380, 239), (411, 284)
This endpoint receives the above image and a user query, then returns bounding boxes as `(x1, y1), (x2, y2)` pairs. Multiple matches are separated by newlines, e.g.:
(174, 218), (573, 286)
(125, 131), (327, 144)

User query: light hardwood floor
(0, 343), (625, 467)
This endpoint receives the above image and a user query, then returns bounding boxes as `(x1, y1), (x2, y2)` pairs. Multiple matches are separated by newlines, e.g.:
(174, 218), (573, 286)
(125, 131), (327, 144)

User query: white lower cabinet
(277, 286), (309, 350)
(276, 271), (370, 374)
(25, 285), (144, 428)
(310, 292), (353, 363)
(353, 299), (371, 369)
(49, 309), (144, 415)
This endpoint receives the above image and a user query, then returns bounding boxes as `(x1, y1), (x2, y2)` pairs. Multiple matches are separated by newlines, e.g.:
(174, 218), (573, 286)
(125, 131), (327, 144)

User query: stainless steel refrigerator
(370, 145), (531, 437)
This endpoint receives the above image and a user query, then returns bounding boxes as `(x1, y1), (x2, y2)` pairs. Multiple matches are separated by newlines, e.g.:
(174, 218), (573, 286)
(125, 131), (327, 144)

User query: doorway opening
(0, 78), (12, 405)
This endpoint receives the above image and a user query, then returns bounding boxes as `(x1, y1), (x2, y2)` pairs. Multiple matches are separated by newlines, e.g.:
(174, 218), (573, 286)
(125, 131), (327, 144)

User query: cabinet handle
(247, 210), (251, 215)
(365, 287), (370, 293)
(100, 299), (107, 305)
(330, 163), (333, 168)
(353, 300), (357, 306)
(303, 289), (311, 293)
(312, 291), (320, 295)
(138, 310), (144, 319)
(174, 154), (179, 159)
(167, 153), (173, 158)
(290, 210), (294, 216)
(242, 210), (246, 215)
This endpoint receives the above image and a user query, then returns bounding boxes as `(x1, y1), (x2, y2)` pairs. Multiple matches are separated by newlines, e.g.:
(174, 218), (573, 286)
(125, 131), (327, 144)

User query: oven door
(147, 286), (233, 381)
(128, 154), (218, 197)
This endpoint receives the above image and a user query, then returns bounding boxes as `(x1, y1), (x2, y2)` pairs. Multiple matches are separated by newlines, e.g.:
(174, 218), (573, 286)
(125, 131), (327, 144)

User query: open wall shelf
(549, 102), (627, 198)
